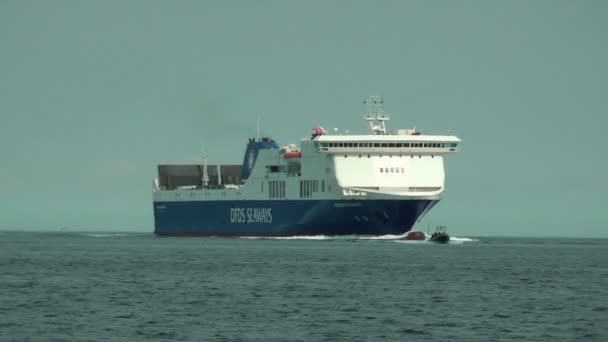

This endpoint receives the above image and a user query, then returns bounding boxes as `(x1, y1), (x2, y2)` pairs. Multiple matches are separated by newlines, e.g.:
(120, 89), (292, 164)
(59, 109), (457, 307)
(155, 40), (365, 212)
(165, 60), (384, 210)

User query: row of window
(268, 164), (302, 175)
(380, 167), (405, 174)
(320, 142), (457, 148)
(268, 180), (285, 199)
(343, 155), (436, 159)
(174, 191), (241, 197)
(265, 179), (328, 198)
(301, 180), (323, 198)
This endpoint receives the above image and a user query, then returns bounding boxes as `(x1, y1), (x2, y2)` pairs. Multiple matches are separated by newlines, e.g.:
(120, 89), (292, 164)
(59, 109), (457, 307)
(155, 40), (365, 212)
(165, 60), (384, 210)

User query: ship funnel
(240, 137), (279, 180)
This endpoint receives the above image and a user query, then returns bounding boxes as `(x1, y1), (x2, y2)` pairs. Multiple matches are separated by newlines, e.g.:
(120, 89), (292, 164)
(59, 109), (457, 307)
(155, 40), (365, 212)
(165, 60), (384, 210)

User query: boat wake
(450, 237), (479, 243)
(83, 233), (128, 238)
(241, 235), (331, 240)
(393, 236), (479, 244)
(241, 234), (479, 243)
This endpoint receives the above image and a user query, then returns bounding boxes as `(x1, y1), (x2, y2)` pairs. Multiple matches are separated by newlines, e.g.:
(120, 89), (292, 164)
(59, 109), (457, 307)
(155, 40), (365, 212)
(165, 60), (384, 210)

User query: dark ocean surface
(1, 231), (606, 341)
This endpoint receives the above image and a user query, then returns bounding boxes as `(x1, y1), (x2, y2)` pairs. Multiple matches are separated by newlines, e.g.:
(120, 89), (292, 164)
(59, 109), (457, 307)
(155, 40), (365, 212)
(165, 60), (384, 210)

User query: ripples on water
(1, 231), (606, 341)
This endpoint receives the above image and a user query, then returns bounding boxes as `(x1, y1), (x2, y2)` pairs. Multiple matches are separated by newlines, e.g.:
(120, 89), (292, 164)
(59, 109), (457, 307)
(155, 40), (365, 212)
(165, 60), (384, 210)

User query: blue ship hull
(153, 199), (438, 236)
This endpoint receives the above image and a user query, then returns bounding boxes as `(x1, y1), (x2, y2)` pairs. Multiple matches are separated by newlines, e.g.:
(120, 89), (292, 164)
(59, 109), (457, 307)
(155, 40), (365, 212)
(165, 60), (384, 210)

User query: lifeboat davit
(404, 231), (426, 240)
(284, 150), (302, 159)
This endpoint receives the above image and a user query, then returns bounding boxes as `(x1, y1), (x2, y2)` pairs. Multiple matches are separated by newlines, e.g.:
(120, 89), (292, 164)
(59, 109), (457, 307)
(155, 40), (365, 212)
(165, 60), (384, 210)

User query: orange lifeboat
(284, 150), (302, 159)
(404, 231), (426, 240)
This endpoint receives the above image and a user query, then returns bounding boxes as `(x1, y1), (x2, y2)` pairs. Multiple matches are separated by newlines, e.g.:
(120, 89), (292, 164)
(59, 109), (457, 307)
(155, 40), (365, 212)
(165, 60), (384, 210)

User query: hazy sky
(1, 0), (606, 237)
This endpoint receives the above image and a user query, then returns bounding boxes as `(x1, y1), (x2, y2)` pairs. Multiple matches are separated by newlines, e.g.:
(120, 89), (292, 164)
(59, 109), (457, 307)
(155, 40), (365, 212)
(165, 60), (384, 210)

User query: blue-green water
(1, 231), (606, 341)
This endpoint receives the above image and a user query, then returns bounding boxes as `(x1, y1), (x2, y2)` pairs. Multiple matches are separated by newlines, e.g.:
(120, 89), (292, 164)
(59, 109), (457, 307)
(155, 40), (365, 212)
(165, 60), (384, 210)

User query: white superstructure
(153, 96), (460, 204)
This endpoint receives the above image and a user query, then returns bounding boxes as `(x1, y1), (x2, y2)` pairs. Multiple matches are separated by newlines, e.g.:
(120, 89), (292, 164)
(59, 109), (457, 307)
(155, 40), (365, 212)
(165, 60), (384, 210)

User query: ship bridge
(298, 96), (461, 197)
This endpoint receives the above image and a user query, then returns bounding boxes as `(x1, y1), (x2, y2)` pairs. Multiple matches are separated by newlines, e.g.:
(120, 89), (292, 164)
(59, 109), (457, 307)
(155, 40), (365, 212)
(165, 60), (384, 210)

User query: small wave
(84, 233), (128, 238)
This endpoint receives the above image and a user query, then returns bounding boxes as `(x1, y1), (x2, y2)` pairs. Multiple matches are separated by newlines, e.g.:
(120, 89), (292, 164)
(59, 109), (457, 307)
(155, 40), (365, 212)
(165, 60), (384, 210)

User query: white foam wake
(240, 234), (480, 243)
(241, 233), (410, 240)
(84, 233), (128, 238)
(240, 235), (331, 240)
(449, 236), (479, 243)
(358, 233), (410, 240)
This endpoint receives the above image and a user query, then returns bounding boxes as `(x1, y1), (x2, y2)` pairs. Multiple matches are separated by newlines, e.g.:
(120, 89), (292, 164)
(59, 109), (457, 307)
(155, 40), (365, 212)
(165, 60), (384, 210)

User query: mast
(257, 116), (261, 141)
(202, 150), (209, 188)
(364, 96), (390, 135)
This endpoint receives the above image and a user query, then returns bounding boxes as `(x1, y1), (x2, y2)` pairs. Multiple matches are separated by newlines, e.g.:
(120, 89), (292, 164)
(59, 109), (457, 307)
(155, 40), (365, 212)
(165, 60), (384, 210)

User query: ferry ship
(152, 97), (461, 236)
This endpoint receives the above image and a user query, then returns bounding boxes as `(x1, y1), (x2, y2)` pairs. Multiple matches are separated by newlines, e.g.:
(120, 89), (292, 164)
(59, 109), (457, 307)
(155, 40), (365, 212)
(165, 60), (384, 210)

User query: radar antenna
(364, 96), (389, 135)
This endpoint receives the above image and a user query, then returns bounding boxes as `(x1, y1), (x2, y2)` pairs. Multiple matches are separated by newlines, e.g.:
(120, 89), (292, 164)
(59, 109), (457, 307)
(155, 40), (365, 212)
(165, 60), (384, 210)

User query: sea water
(1, 231), (606, 341)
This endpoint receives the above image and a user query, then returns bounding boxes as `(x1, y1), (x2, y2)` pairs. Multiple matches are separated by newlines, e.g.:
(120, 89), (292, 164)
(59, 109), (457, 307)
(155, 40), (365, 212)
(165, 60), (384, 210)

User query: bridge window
(396, 143), (402, 147)
(389, 143), (395, 148)
(374, 143), (380, 147)
(401, 167), (405, 172)
(380, 168), (383, 173)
